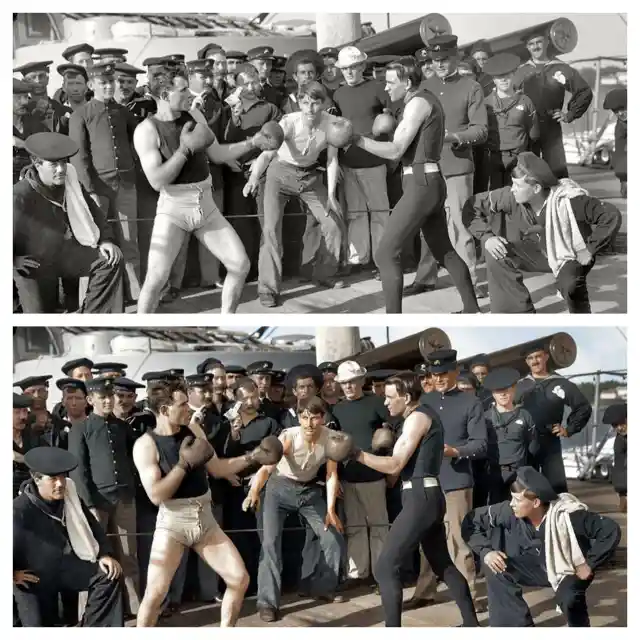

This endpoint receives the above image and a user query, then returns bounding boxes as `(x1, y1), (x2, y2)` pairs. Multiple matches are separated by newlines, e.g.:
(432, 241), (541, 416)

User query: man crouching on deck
(132, 379), (284, 626)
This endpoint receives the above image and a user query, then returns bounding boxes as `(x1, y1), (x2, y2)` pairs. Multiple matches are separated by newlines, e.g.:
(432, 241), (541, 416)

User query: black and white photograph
(12, 12), (627, 314)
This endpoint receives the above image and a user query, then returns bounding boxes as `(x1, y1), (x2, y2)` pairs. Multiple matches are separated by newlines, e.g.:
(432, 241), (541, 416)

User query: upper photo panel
(13, 13), (627, 314)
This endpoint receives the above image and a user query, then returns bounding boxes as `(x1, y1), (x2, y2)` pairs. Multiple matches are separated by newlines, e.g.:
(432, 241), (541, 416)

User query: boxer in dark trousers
(462, 467), (621, 626)
(602, 404), (627, 514)
(514, 342), (591, 494)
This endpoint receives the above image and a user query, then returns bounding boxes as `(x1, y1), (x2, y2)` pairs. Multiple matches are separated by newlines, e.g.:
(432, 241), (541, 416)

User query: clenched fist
(179, 121), (215, 155)
(178, 435), (215, 471)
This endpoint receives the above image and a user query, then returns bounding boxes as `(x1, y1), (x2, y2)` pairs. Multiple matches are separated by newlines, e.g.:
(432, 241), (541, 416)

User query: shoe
(259, 293), (279, 308)
(258, 606), (278, 623)
(161, 287), (180, 303)
(404, 596), (436, 610)
(403, 283), (436, 296)
(312, 593), (346, 604)
(313, 278), (346, 289)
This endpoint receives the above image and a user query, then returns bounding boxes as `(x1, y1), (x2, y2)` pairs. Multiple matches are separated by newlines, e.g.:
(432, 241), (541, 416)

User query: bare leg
(193, 526), (250, 627)
(194, 214), (250, 314)
(136, 530), (186, 627)
(137, 215), (188, 314)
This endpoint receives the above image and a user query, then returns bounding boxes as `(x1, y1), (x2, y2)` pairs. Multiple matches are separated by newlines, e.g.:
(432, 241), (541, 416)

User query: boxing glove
(252, 121), (285, 151)
(246, 435), (284, 466)
(372, 112), (396, 137)
(325, 118), (355, 149)
(325, 432), (360, 463)
(178, 435), (215, 471)
(371, 425), (396, 454)
(179, 121), (215, 154)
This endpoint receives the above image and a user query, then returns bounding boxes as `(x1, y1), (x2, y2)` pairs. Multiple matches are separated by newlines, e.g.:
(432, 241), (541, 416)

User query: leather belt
(402, 163), (440, 175)
(402, 477), (439, 490)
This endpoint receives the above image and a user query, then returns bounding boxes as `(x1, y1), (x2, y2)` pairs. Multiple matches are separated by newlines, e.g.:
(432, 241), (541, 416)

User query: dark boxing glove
(371, 425), (396, 454)
(178, 435), (215, 471)
(179, 121), (215, 154)
(325, 432), (360, 463)
(252, 121), (285, 151)
(245, 435), (284, 466)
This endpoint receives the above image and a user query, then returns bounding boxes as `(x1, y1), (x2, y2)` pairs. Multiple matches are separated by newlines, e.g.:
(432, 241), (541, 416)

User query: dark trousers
(14, 556), (124, 627)
(373, 482), (478, 627)
(483, 554), (592, 626)
(532, 120), (569, 179)
(534, 436), (569, 495)
(488, 150), (519, 190)
(485, 240), (593, 313)
(374, 171), (478, 314)
(472, 459), (491, 509)
(14, 240), (124, 314)
(257, 475), (343, 610)
(473, 146), (491, 194)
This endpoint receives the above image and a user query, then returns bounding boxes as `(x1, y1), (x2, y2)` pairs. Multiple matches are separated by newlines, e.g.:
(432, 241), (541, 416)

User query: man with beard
(462, 467), (620, 627)
(69, 62), (142, 304)
(247, 46), (284, 106)
(12, 79), (50, 184)
(603, 88), (627, 198)
(514, 342), (592, 494)
(13, 61), (70, 134)
(319, 361), (341, 406)
(13, 447), (125, 627)
(68, 377), (141, 619)
(464, 152), (622, 313)
(13, 393), (46, 498)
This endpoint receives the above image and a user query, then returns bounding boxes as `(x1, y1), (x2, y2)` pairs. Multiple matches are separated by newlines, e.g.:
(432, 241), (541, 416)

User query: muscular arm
(356, 411), (430, 476)
(133, 434), (187, 506)
(249, 150), (278, 182)
(250, 435), (292, 495)
(326, 144), (339, 199)
(206, 136), (257, 165)
(326, 459), (339, 513)
(355, 96), (431, 162)
(133, 120), (188, 191)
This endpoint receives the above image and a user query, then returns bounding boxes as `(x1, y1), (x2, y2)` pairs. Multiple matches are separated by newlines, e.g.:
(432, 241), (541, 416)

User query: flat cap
(13, 393), (34, 409)
(197, 44), (224, 60)
(92, 362), (128, 375)
(483, 53), (520, 77)
(61, 358), (94, 375)
(197, 358), (224, 375)
(55, 377), (87, 393)
(247, 46), (275, 61)
(285, 364), (323, 391)
(93, 47), (128, 60)
(415, 48), (433, 63)
(414, 363), (432, 376)
(114, 63), (145, 77)
(318, 361), (338, 374)
(225, 365), (247, 375)
(483, 367), (521, 391)
(602, 403), (627, 426)
(85, 376), (115, 394)
(57, 63), (88, 80)
(62, 43), (95, 60)
(14, 375), (52, 391)
(14, 60), (53, 75)
(13, 78), (33, 94)
(247, 361), (274, 376)
(24, 132), (79, 161)
(318, 47), (339, 58)
(470, 354), (490, 368)
(271, 370), (286, 385)
(112, 377), (145, 392)
(522, 340), (548, 358)
(185, 373), (213, 387)
(366, 369), (400, 381)
(515, 466), (558, 502)
(514, 152), (558, 189)
(87, 62), (116, 78)
(24, 447), (78, 476)
(428, 349), (458, 374)
(470, 40), (492, 56)
(457, 372), (478, 388)
(427, 34), (458, 60)
(226, 50), (247, 61)
(603, 88), (627, 112)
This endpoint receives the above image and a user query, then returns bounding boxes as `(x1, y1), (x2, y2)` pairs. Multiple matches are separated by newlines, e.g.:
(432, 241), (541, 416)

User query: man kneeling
(14, 447), (124, 627)
(462, 466), (621, 626)
(246, 397), (346, 622)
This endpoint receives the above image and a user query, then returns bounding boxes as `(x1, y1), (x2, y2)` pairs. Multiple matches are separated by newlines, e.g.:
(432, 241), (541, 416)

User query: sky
(219, 326), (627, 380)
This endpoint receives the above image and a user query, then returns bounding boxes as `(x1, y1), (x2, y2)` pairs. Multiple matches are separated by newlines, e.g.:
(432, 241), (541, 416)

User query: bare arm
(356, 412), (430, 476)
(206, 136), (257, 165)
(326, 145), (339, 199)
(326, 459), (339, 513)
(355, 96), (431, 162)
(133, 119), (188, 192)
(133, 434), (187, 506)
(249, 435), (292, 496)
(248, 150), (277, 183)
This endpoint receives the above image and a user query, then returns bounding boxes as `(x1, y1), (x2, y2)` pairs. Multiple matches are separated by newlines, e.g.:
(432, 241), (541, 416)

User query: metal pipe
(592, 58), (602, 136)
(592, 371), (601, 457)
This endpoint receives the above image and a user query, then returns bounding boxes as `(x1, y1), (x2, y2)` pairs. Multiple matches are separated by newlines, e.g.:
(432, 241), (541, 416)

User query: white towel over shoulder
(64, 163), (101, 248)
(64, 477), (100, 563)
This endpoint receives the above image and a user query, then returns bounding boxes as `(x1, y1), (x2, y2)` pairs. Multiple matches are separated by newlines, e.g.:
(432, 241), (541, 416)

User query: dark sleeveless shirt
(148, 425), (210, 499)
(401, 404), (444, 481)
(401, 88), (445, 167)
(148, 112), (211, 185)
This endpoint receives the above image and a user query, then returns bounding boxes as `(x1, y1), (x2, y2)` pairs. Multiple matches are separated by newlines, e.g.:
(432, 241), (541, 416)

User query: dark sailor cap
(185, 373), (213, 387)
(271, 370), (286, 385)
(514, 152), (558, 189)
(87, 62), (116, 78)
(521, 340), (548, 358)
(14, 375), (52, 391)
(93, 47), (128, 60)
(470, 40), (492, 56)
(62, 43), (95, 60)
(61, 358), (94, 375)
(414, 48), (433, 63)
(13, 393), (34, 409)
(24, 132), (79, 161)
(186, 59), (214, 74)
(13, 79), (33, 94)
(469, 354), (490, 368)
(226, 50), (247, 61)
(285, 364), (323, 390)
(414, 363), (432, 376)
(247, 361), (274, 376)
(85, 376), (115, 394)
(141, 370), (183, 383)
(57, 63), (88, 80)
(143, 57), (170, 68)
(112, 377), (145, 392)
(225, 365), (247, 375)
(13, 60), (53, 75)
(318, 361), (338, 374)
(602, 403), (627, 426)
(483, 367), (521, 391)
(197, 43), (224, 60)
(483, 53), (521, 77)
(247, 46), (275, 61)
(366, 369), (400, 381)
(92, 362), (128, 375)
(515, 466), (558, 502)
(24, 447), (78, 476)
(603, 88), (627, 112)
(114, 63), (145, 77)
(318, 47), (339, 58)
(55, 377), (87, 393)
(427, 35), (458, 60)
(427, 349), (458, 374)
(196, 358), (224, 375)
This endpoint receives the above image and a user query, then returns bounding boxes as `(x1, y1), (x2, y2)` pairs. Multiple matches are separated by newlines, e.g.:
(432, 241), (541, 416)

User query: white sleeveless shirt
(275, 426), (330, 483)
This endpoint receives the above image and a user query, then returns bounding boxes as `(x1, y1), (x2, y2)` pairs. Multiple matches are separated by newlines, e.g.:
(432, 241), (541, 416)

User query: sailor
(247, 46), (284, 106)
(93, 48), (128, 64)
(602, 403), (627, 513)
(13, 393), (46, 498)
(602, 88), (627, 198)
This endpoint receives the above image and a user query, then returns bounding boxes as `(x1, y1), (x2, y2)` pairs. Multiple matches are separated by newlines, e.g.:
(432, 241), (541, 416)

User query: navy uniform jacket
(462, 499), (621, 570)
(464, 186), (622, 257)
(13, 427), (48, 498)
(514, 374), (592, 439)
(485, 405), (539, 468)
(13, 174), (114, 268)
(512, 60), (592, 123)
(612, 433), (627, 495)
(260, 81), (285, 107)
(13, 118), (50, 184)
(68, 413), (137, 509)
(29, 96), (70, 135)
(124, 96), (157, 125)
(14, 481), (112, 583)
(421, 387), (488, 492)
